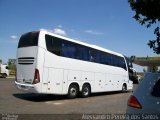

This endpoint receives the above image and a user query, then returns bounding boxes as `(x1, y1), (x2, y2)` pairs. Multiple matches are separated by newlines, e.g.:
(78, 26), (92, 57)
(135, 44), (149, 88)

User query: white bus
(15, 30), (133, 98)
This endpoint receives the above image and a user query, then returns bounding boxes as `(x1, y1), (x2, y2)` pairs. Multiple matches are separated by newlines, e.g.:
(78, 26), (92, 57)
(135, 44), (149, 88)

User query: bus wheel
(67, 84), (78, 99)
(2, 73), (7, 78)
(81, 84), (91, 98)
(122, 84), (127, 93)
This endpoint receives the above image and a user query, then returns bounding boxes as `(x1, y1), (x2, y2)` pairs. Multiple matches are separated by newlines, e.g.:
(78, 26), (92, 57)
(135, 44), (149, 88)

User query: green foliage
(128, 0), (160, 54)
(8, 59), (16, 75)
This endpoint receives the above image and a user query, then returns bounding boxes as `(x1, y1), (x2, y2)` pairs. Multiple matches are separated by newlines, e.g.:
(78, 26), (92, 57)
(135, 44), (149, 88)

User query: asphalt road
(0, 78), (138, 120)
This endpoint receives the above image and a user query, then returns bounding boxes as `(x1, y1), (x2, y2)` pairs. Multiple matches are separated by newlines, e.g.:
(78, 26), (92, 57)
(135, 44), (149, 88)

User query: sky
(0, 0), (158, 71)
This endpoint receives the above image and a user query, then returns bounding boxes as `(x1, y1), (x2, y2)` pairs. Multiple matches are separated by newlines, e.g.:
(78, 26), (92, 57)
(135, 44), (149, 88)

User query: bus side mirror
(6, 66), (9, 69)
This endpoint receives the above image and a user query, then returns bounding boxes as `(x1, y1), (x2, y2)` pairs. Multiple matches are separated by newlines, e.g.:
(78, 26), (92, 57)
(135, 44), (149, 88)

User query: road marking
(53, 102), (63, 105)
(45, 101), (63, 105)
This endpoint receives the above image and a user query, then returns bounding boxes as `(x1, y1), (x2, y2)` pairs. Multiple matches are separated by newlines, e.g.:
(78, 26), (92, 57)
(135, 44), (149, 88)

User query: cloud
(10, 35), (18, 44)
(57, 25), (62, 28)
(85, 30), (104, 35)
(40, 27), (67, 36)
(11, 35), (18, 39)
(53, 28), (67, 36)
(40, 28), (48, 31)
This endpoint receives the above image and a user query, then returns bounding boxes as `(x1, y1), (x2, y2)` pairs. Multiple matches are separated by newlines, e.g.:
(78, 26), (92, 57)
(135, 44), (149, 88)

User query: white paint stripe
(45, 101), (63, 105)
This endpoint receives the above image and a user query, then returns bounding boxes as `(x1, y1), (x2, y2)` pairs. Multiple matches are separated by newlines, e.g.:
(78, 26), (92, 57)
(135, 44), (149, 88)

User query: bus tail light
(32, 69), (40, 84)
(128, 95), (142, 109)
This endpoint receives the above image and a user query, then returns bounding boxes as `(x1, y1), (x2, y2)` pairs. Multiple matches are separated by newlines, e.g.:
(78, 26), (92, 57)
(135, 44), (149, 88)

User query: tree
(8, 59), (16, 75)
(128, 0), (160, 54)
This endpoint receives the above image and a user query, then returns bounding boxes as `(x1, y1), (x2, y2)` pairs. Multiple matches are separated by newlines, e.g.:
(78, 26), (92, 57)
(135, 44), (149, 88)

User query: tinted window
(76, 45), (89, 61)
(112, 55), (119, 66)
(100, 53), (111, 65)
(105, 53), (112, 65)
(89, 49), (96, 62)
(45, 35), (62, 56)
(95, 51), (101, 63)
(118, 57), (127, 70)
(18, 31), (39, 48)
(62, 41), (76, 58)
(101, 53), (107, 65)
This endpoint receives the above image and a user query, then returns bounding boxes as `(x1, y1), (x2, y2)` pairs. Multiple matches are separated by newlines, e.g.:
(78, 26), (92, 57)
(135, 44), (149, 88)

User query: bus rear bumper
(15, 81), (38, 93)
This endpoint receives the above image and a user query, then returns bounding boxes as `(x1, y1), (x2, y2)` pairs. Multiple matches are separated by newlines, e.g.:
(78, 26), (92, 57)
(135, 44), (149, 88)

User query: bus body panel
(81, 71), (94, 81)
(62, 69), (69, 94)
(16, 47), (38, 84)
(94, 73), (105, 92)
(41, 67), (48, 93)
(68, 70), (81, 81)
(16, 46), (44, 93)
(47, 68), (63, 94)
(43, 51), (130, 94)
(36, 47), (46, 93)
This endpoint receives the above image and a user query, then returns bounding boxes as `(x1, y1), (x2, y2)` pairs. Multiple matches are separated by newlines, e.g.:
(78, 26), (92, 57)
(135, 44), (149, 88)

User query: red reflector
(32, 69), (40, 84)
(128, 95), (142, 109)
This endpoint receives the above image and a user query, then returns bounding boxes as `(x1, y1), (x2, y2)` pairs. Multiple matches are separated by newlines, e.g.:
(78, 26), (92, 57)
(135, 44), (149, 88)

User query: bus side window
(62, 41), (76, 58)
(119, 57), (127, 70)
(101, 53), (106, 65)
(45, 35), (62, 56)
(105, 53), (111, 65)
(82, 47), (89, 61)
(89, 49), (95, 62)
(122, 59), (127, 70)
(95, 51), (101, 63)
(76, 45), (89, 61)
(52, 37), (62, 56)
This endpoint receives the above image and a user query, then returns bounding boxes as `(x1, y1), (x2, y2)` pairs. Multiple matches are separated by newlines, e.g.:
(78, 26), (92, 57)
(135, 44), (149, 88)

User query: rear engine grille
(18, 57), (35, 65)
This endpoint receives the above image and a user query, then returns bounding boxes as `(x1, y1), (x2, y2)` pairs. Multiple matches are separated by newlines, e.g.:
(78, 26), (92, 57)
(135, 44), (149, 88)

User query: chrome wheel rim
(122, 85), (126, 91)
(83, 87), (89, 96)
(70, 87), (77, 96)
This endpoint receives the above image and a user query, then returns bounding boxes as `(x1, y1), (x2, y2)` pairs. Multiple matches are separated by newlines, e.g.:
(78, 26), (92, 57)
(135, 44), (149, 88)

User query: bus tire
(67, 84), (78, 99)
(2, 73), (7, 78)
(122, 84), (127, 93)
(81, 84), (91, 98)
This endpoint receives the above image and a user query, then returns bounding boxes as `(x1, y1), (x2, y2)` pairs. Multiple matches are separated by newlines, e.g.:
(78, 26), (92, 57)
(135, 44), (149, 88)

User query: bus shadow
(13, 93), (68, 102)
(13, 91), (130, 102)
(90, 91), (129, 97)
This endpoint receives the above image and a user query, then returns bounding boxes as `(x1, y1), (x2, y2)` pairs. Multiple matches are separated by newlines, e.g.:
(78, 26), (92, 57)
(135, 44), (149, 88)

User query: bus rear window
(18, 31), (39, 48)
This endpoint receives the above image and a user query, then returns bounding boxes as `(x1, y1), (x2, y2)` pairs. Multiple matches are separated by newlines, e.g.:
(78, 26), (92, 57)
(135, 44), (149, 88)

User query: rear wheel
(122, 84), (127, 92)
(67, 84), (78, 99)
(81, 84), (91, 98)
(2, 73), (7, 78)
